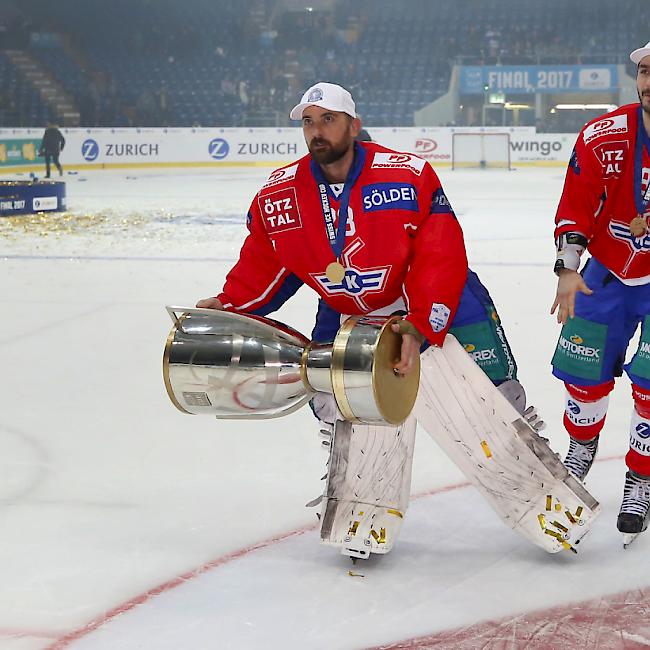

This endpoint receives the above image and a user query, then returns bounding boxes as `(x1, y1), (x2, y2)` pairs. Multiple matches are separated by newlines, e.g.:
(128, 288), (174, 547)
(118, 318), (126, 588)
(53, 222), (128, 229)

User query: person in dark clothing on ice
(39, 122), (65, 178)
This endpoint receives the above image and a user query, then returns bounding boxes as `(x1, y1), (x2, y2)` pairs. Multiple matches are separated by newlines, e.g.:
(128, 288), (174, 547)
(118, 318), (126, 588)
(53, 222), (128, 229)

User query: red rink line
(45, 456), (626, 649)
(0, 627), (60, 640)
(368, 587), (650, 649)
(44, 480), (471, 649)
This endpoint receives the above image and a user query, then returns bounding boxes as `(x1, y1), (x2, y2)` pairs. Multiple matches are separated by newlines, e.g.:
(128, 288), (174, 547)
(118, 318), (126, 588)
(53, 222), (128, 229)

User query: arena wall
(0, 127), (579, 172)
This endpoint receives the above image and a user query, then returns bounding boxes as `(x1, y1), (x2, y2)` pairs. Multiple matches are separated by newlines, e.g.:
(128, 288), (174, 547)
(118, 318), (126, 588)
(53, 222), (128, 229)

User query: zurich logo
(308, 88), (323, 102)
(81, 139), (99, 161)
(208, 138), (229, 160)
(636, 422), (650, 439)
(567, 400), (581, 415)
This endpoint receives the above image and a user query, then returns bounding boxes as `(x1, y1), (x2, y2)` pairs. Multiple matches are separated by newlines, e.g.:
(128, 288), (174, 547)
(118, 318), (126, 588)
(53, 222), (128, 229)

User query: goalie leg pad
(319, 416), (416, 559)
(413, 335), (601, 554)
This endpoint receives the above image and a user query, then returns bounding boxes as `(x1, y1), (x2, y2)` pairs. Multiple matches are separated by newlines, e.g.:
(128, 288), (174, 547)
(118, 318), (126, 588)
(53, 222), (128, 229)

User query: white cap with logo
(289, 82), (357, 120)
(631, 41), (650, 65)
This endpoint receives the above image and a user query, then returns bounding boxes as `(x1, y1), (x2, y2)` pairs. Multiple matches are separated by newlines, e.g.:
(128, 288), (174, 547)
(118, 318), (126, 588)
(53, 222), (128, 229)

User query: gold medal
(630, 215), (648, 237)
(325, 261), (346, 283)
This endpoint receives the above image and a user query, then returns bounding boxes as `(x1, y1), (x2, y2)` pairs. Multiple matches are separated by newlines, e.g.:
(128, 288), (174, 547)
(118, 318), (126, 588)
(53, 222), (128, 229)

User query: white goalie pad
(319, 416), (417, 559)
(414, 335), (601, 554)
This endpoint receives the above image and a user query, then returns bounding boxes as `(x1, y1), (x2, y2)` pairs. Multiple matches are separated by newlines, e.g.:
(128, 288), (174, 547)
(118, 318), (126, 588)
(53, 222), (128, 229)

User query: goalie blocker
(319, 335), (600, 558)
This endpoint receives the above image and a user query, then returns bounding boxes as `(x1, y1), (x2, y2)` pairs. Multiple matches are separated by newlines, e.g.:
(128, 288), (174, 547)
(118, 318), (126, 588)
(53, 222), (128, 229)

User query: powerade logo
(208, 138), (229, 160)
(82, 139), (99, 161)
(361, 183), (418, 213)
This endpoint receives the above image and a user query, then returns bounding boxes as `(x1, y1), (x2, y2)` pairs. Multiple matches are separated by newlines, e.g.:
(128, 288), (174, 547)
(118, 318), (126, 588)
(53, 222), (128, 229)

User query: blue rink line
(0, 254), (547, 267)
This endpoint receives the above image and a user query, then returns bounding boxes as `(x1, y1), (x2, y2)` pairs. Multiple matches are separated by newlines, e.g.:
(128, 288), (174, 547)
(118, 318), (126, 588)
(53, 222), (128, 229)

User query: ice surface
(0, 166), (646, 649)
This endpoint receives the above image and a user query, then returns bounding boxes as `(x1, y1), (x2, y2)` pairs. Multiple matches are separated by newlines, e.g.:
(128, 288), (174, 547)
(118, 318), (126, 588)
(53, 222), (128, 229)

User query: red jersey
(217, 141), (468, 344)
(555, 103), (650, 284)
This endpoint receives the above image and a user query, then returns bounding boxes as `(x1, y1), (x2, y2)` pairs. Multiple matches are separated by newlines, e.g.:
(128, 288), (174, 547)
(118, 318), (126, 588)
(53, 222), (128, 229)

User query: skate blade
(622, 532), (639, 548)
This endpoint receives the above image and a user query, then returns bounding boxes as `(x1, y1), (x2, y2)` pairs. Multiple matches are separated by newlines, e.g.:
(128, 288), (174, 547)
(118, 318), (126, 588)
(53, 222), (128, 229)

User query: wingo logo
(81, 139), (99, 161)
(636, 423), (650, 439)
(208, 138), (229, 160)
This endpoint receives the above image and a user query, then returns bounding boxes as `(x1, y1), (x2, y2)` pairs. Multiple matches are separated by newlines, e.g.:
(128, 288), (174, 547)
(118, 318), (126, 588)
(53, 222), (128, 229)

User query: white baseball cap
(289, 82), (356, 120)
(630, 41), (650, 65)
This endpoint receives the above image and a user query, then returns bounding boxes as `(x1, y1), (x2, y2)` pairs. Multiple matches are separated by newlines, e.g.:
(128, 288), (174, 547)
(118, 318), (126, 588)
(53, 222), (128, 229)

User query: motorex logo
(81, 139), (99, 161)
(636, 423), (650, 439)
(208, 138), (230, 160)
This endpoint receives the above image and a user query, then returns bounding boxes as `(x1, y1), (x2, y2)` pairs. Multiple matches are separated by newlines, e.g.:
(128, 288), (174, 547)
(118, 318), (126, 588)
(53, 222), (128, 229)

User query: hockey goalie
(312, 334), (600, 560)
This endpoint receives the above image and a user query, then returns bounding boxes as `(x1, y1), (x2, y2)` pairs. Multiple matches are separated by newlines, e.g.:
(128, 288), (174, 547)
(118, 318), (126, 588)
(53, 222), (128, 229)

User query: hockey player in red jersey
(196, 82), (536, 557)
(551, 42), (650, 544)
(198, 82), (520, 390)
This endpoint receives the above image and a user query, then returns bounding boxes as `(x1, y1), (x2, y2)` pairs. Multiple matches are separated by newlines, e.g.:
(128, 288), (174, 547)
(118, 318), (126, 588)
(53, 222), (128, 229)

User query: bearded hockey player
(196, 82), (531, 558)
(551, 42), (650, 546)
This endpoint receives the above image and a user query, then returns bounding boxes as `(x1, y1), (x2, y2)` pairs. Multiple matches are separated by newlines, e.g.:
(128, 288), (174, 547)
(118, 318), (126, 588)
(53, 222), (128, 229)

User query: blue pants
(552, 257), (650, 390)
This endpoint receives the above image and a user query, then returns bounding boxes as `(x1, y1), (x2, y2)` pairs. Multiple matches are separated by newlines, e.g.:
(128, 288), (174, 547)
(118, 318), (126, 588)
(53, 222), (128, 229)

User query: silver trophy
(162, 307), (419, 425)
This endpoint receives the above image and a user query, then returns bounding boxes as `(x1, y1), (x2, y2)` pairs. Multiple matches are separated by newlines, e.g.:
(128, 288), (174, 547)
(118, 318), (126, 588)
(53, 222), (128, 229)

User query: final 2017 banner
(460, 65), (619, 94)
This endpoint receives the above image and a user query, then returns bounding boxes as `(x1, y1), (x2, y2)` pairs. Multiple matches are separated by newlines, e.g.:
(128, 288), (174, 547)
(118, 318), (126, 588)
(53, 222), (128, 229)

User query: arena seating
(0, 0), (648, 129)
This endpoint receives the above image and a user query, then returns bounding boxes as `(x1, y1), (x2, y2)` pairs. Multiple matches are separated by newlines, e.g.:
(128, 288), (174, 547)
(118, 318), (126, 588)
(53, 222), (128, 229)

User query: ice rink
(1, 164), (649, 650)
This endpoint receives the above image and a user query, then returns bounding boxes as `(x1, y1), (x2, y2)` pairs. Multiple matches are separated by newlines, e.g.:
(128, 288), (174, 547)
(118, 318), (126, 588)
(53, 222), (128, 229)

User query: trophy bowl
(163, 307), (419, 425)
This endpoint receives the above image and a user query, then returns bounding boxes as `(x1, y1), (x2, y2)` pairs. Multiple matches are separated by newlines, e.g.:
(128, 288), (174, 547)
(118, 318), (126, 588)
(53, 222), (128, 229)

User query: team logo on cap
(308, 88), (323, 102)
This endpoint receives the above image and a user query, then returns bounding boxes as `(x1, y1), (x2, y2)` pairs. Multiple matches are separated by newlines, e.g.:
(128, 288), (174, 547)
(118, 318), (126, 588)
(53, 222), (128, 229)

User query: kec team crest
(310, 238), (390, 311)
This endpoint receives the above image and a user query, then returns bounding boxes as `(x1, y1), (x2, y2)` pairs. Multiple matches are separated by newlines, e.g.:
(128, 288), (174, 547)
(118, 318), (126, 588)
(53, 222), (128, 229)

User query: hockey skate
(563, 436), (599, 482)
(617, 471), (650, 548)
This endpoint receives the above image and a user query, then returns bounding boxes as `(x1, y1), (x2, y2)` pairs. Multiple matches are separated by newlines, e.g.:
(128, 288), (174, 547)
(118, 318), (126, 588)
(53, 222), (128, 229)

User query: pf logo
(389, 154), (411, 163)
(415, 138), (437, 153)
(268, 169), (286, 183)
(593, 119), (614, 131)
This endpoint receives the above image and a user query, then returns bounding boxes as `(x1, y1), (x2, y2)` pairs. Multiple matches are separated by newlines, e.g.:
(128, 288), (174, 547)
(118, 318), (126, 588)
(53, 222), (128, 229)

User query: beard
(638, 89), (650, 114)
(308, 137), (351, 165)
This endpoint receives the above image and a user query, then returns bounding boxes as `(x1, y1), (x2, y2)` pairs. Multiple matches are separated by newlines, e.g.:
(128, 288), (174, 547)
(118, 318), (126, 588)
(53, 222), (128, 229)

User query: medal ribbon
(634, 106), (650, 217)
(311, 142), (366, 261)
